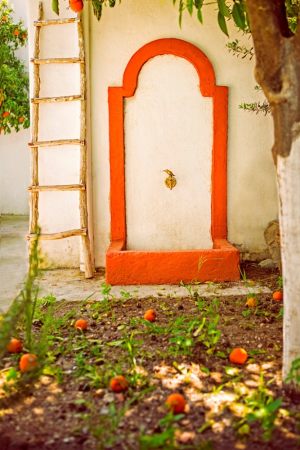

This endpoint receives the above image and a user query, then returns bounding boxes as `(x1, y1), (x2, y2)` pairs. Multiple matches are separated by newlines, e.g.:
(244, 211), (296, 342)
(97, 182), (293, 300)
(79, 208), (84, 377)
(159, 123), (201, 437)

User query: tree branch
(246, 0), (300, 160)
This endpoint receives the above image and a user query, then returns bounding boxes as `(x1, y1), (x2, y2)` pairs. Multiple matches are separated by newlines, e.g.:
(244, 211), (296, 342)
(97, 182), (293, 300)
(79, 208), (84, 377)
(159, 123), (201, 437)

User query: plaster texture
(0, 215), (28, 311)
(26, 0), (278, 269)
(125, 55), (212, 250)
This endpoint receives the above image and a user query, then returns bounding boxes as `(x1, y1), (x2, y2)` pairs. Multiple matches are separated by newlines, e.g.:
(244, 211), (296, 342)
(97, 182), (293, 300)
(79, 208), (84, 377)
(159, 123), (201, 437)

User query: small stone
(258, 259), (276, 269)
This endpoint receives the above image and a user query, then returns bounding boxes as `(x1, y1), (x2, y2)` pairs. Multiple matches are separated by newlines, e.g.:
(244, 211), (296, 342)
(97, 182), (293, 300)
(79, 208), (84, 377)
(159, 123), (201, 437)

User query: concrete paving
(37, 268), (271, 302)
(0, 215), (28, 312)
(0, 216), (271, 309)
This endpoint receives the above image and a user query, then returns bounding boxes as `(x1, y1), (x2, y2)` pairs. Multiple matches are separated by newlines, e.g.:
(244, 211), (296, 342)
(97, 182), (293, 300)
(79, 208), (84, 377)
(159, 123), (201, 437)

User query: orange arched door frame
(106, 38), (239, 285)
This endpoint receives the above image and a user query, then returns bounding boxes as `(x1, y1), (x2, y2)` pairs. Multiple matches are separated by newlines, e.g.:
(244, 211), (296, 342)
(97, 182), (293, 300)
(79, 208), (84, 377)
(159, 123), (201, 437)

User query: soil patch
(0, 263), (299, 450)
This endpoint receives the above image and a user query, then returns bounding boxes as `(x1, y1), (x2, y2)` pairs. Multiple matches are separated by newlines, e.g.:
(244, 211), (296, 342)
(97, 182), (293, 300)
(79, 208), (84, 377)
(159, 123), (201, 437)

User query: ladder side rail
(77, 17), (94, 278)
(29, 2), (43, 237)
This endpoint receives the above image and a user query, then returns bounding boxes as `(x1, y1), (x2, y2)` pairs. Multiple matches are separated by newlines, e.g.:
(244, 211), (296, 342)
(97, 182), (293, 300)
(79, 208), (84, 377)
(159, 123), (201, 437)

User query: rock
(264, 220), (281, 270)
(258, 258), (276, 269)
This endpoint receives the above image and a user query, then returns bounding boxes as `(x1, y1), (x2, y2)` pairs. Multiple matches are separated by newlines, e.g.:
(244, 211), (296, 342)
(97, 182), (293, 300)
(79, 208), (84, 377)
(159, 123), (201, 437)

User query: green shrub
(0, 0), (29, 134)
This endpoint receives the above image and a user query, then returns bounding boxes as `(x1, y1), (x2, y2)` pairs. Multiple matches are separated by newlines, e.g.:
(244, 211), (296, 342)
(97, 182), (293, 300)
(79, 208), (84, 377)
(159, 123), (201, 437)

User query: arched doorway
(106, 38), (239, 284)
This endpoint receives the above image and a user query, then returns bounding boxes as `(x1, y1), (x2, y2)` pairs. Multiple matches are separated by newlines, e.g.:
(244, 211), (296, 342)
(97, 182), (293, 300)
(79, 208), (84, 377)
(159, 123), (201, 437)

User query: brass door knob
(163, 169), (177, 190)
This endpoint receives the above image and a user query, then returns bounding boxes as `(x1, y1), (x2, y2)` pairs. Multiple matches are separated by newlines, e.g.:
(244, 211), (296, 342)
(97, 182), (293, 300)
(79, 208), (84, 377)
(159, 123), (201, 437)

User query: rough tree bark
(246, 0), (300, 390)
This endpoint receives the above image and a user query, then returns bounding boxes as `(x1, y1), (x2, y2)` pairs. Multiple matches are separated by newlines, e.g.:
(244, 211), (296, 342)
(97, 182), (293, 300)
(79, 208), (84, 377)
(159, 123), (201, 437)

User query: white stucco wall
(125, 55), (213, 250)
(0, 0), (30, 215)
(26, 0), (277, 268)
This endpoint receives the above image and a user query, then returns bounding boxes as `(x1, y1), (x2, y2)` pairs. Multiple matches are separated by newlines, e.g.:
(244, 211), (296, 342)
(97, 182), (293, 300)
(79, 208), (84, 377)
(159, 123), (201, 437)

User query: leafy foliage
(0, 228), (40, 360)
(0, 0), (29, 134)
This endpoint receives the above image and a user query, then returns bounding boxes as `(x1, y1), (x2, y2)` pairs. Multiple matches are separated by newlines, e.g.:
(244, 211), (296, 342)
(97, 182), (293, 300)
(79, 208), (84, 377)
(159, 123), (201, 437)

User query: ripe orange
(69, 0), (84, 12)
(13, 28), (19, 36)
(272, 290), (283, 302)
(229, 348), (248, 365)
(7, 338), (23, 354)
(110, 375), (129, 393)
(245, 297), (257, 308)
(19, 353), (38, 373)
(74, 318), (88, 330)
(2, 111), (10, 118)
(18, 117), (25, 123)
(144, 309), (156, 322)
(165, 393), (186, 414)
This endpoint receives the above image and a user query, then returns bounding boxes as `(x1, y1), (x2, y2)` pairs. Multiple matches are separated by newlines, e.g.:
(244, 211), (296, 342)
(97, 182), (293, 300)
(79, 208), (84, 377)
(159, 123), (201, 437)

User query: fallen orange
(110, 375), (129, 393)
(7, 338), (23, 354)
(19, 353), (38, 373)
(272, 290), (283, 302)
(144, 309), (156, 322)
(245, 297), (257, 308)
(165, 393), (186, 414)
(74, 318), (88, 330)
(229, 347), (248, 365)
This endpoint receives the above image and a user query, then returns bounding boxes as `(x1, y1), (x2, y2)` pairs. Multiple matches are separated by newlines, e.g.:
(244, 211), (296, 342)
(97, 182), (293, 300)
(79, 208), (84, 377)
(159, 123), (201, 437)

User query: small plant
(139, 412), (184, 450)
(0, 0), (29, 134)
(236, 374), (282, 441)
(285, 357), (300, 386)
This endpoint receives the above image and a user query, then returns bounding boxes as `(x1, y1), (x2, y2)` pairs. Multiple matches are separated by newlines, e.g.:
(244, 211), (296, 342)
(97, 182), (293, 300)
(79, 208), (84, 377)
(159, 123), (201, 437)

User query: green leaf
(217, 0), (230, 18)
(197, 7), (203, 23)
(186, 0), (193, 15)
(52, 0), (59, 15)
(266, 398), (282, 413)
(179, 0), (184, 27)
(92, 0), (103, 20)
(218, 12), (229, 36)
(6, 367), (18, 382)
(232, 2), (246, 30)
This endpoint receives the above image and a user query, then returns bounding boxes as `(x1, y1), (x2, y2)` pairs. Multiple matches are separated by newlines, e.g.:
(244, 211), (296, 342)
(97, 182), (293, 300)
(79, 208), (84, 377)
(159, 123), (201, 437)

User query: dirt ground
(0, 263), (299, 450)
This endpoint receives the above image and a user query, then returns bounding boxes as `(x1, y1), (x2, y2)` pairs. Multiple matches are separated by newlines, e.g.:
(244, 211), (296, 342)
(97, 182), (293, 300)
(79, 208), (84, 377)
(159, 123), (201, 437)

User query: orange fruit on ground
(19, 353), (38, 373)
(109, 375), (129, 393)
(165, 393), (186, 414)
(69, 0), (84, 12)
(144, 309), (156, 322)
(229, 348), (248, 365)
(74, 318), (88, 330)
(7, 338), (23, 354)
(2, 111), (10, 118)
(272, 290), (283, 302)
(245, 297), (257, 308)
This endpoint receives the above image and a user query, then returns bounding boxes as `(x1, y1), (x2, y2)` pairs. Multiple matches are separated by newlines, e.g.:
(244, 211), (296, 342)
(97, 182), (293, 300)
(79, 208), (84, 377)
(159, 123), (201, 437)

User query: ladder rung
(27, 228), (87, 240)
(34, 18), (80, 26)
(31, 57), (84, 65)
(28, 139), (85, 148)
(31, 95), (82, 104)
(28, 184), (85, 192)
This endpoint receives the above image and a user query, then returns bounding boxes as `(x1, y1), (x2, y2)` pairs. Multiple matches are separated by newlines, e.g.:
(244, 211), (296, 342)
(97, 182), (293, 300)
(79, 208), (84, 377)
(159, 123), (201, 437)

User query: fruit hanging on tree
(69, 0), (84, 13)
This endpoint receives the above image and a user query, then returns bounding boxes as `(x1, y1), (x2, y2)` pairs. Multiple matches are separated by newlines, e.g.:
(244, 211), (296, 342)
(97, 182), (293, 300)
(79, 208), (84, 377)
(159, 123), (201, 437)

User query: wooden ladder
(28, 3), (94, 278)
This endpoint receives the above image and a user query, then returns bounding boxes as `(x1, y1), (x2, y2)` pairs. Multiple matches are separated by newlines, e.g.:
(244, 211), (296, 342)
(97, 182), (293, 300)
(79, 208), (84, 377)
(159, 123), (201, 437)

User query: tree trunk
(277, 141), (300, 382)
(246, 0), (300, 390)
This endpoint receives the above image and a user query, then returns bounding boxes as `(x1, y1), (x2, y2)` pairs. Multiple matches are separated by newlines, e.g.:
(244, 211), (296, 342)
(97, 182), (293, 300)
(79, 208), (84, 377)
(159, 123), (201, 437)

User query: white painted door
(125, 55), (213, 251)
